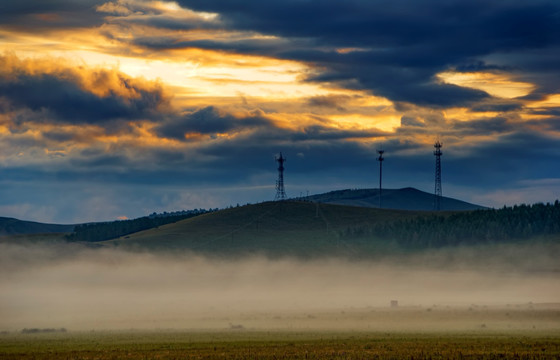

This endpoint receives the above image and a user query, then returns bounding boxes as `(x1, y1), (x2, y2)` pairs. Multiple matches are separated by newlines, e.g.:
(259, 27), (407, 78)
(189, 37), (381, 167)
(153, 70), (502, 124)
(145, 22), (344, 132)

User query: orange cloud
(437, 71), (535, 99)
(0, 52), (172, 124)
(2, 52), (169, 103)
(34, 13), (62, 22)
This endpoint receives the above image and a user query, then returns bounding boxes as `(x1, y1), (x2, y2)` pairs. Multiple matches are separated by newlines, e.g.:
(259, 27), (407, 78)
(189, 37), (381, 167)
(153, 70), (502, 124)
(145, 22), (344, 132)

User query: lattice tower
(377, 149), (384, 208)
(434, 141), (443, 210)
(275, 153), (287, 201)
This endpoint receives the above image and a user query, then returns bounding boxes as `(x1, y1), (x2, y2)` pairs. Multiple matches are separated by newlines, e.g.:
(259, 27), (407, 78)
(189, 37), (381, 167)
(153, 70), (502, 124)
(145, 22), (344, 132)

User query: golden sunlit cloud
(526, 94), (560, 108)
(443, 107), (502, 122)
(437, 71), (535, 99)
(335, 47), (370, 54)
(329, 114), (400, 132)
(96, 2), (133, 15)
(0, 52), (170, 109)
(97, 0), (219, 21)
(0, 0), (392, 123)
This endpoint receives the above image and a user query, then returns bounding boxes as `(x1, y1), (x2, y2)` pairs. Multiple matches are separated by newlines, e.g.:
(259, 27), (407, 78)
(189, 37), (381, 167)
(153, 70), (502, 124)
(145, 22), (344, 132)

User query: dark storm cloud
(151, 106), (389, 179)
(534, 117), (560, 131)
(443, 131), (560, 189)
(69, 154), (129, 169)
(453, 61), (515, 73)
(400, 116), (426, 128)
(0, 0), (105, 31)
(397, 111), (517, 137)
(3, 127), (382, 189)
(159, 106), (386, 143)
(307, 95), (353, 111)
(470, 101), (524, 113)
(41, 129), (78, 143)
(289, 126), (385, 142)
(529, 107), (560, 117)
(178, 0), (560, 53)
(196, 136), (376, 175)
(450, 117), (515, 136)
(156, 106), (273, 140)
(0, 74), (161, 123)
(0, 55), (170, 124)
(188, 129), (501, 199)
(132, 37), (292, 55)
(168, 0), (560, 107)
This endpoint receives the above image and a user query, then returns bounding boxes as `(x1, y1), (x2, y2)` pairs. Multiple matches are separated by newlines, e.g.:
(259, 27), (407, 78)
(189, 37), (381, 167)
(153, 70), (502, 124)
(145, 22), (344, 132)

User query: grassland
(2, 329), (560, 359)
(2, 305), (559, 359)
(105, 201), (423, 255)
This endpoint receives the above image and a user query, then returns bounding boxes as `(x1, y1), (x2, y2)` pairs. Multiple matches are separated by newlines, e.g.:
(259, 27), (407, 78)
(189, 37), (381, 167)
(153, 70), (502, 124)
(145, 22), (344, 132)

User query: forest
(66, 201), (560, 247)
(342, 201), (560, 248)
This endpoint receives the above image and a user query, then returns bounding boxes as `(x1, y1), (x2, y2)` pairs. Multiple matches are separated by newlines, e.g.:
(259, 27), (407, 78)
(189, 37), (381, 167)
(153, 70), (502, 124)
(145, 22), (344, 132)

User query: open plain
(2, 302), (560, 359)
(2, 324), (560, 359)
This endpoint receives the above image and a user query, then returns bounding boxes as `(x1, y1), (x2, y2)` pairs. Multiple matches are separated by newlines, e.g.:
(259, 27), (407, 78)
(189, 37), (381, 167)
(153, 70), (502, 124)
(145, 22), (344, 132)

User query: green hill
(105, 201), (429, 256)
(307, 187), (485, 211)
(105, 199), (560, 257)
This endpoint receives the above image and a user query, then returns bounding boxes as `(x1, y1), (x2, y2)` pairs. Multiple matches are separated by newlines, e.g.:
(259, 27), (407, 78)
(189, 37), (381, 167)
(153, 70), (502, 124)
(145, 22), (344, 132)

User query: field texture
(1, 330), (560, 359)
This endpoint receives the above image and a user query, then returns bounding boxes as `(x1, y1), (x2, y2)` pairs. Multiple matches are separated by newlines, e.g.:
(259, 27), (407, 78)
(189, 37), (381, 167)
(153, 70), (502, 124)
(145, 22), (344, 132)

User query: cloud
(0, 53), (171, 124)
(470, 101), (524, 113)
(307, 95), (352, 111)
(156, 106), (272, 140)
(450, 117), (515, 136)
(86, 1), (560, 110)
(0, 0), (559, 223)
(164, 0), (560, 108)
(0, 0), (106, 32)
(400, 116), (426, 128)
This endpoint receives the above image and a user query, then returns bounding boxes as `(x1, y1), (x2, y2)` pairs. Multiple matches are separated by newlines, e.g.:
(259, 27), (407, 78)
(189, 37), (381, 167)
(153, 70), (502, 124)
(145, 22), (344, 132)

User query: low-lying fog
(1, 241), (559, 331)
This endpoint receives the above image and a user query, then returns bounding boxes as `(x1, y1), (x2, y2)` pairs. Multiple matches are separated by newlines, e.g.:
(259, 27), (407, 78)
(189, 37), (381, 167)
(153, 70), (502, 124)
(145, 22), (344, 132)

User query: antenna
(433, 141), (442, 210)
(377, 147), (384, 208)
(274, 152), (287, 201)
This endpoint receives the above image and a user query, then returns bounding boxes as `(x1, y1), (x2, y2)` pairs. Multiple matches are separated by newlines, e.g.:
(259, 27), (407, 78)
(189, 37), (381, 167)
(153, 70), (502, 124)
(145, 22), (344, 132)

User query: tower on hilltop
(433, 141), (442, 210)
(377, 148), (384, 208)
(274, 152), (287, 201)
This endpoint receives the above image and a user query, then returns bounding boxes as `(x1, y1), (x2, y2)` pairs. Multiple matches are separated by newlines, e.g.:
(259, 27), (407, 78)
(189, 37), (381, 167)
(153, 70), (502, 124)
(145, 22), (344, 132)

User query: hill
(104, 199), (560, 257)
(105, 201), (431, 256)
(0, 217), (74, 236)
(307, 187), (485, 211)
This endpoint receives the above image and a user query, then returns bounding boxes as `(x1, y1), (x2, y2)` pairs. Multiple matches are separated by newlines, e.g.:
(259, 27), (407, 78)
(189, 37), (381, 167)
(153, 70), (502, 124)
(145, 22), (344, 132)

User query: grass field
(2, 305), (559, 359)
(2, 329), (560, 359)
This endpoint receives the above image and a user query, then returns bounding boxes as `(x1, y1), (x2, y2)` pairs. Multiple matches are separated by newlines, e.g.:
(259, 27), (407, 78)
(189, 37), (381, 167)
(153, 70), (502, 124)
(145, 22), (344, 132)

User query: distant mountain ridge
(307, 187), (485, 211)
(0, 217), (74, 236)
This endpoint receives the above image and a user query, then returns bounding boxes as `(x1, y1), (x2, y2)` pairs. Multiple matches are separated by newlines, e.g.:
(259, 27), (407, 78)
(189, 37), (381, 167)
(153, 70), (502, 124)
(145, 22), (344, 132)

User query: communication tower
(433, 141), (443, 210)
(377, 148), (384, 208)
(275, 152), (287, 201)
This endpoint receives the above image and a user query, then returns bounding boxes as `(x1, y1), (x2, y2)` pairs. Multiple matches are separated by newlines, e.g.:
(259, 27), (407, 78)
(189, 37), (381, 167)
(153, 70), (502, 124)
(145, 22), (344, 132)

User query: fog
(1, 241), (559, 332)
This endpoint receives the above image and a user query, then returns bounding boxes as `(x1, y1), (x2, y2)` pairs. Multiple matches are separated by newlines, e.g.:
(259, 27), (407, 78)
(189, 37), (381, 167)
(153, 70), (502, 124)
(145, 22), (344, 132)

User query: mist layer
(1, 242), (558, 331)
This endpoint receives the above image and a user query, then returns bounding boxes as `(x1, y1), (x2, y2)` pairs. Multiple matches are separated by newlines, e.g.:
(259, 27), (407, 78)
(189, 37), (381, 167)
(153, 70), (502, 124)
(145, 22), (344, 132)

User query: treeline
(342, 201), (560, 248)
(66, 209), (211, 242)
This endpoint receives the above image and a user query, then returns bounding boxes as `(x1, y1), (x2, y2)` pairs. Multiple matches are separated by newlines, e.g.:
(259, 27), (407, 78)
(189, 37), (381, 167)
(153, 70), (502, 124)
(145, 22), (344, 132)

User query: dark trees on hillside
(343, 201), (560, 248)
(66, 210), (210, 242)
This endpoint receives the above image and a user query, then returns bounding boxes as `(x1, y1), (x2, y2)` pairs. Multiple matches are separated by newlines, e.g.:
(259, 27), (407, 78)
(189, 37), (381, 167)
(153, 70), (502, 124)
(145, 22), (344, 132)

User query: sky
(0, 0), (559, 223)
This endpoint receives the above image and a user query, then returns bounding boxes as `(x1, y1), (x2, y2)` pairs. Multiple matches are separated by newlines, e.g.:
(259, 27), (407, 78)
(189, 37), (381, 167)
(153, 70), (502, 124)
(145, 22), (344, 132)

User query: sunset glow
(0, 0), (559, 222)
(437, 71), (535, 99)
